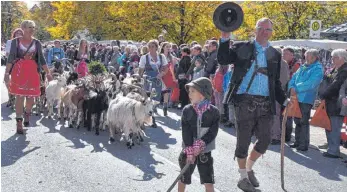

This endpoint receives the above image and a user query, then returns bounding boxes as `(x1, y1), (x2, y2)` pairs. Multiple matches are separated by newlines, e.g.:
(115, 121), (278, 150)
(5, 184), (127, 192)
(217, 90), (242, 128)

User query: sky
(23, 0), (38, 9)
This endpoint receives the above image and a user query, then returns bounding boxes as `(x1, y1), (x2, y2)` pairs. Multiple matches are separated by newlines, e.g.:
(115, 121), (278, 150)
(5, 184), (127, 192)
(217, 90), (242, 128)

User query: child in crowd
(178, 77), (220, 192)
(192, 58), (205, 80)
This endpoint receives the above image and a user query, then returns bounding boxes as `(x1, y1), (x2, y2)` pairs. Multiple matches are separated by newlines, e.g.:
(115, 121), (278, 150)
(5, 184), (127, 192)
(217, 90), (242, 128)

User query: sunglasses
(257, 27), (273, 32)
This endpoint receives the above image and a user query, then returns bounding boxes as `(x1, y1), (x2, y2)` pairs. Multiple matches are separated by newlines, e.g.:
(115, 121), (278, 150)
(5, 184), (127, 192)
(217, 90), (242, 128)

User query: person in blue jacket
(47, 40), (65, 69)
(288, 49), (324, 151)
(223, 64), (235, 127)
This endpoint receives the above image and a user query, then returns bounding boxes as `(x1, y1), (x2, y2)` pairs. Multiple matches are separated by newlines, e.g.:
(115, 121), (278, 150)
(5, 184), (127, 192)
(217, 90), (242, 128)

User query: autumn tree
(234, 1), (347, 40)
(47, 1), (222, 44)
(1, 1), (29, 43)
(30, 2), (56, 41)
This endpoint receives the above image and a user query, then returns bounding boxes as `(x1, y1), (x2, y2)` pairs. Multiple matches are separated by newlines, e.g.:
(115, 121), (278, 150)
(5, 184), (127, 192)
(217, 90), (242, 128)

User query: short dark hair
(283, 47), (295, 54)
(209, 40), (219, 49)
(181, 46), (191, 55)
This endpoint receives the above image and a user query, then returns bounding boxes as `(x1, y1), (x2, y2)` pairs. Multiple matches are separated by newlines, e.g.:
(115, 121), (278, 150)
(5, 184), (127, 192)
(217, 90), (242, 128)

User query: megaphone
(213, 2), (244, 32)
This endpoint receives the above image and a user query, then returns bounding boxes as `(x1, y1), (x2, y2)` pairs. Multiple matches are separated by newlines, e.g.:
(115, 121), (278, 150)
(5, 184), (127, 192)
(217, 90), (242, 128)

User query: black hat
(185, 77), (213, 100)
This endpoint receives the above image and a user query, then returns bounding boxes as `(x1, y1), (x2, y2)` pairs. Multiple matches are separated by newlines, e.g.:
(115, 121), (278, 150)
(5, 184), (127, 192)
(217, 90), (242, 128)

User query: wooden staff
(281, 98), (291, 191)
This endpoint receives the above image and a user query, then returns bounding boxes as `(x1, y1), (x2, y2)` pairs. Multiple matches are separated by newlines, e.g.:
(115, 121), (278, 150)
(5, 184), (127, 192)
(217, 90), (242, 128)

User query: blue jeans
(294, 103), (313, 149)
(325, 116), (344, 156)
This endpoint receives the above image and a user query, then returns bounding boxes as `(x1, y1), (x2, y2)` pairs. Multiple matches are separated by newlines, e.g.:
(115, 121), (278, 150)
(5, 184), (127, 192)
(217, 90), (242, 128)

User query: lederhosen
(233, 45), (273, 159)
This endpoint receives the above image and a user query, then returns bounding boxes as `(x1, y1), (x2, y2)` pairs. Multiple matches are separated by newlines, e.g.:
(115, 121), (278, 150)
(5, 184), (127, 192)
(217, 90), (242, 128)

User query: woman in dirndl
(75, 39), (90, 78)
(139, 39), (169, 127)
(159, 42), (179, 114)
(3, 20), (53, 134)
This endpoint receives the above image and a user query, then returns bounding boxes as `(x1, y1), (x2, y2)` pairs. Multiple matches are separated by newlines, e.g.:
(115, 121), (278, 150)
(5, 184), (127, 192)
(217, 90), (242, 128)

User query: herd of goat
(8, 70), (159, 149)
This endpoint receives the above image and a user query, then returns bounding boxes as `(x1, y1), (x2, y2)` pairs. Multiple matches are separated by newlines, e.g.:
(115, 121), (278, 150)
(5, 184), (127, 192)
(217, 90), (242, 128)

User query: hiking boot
(16, 118), (24, 134)
(247, 170), (259, 187)
(23, 111), (30, 127)
(237, 178), (256, 192)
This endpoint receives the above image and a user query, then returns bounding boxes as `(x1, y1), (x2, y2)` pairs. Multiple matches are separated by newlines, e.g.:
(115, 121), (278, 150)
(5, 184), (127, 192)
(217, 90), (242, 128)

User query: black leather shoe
(289, 143), (299, 148)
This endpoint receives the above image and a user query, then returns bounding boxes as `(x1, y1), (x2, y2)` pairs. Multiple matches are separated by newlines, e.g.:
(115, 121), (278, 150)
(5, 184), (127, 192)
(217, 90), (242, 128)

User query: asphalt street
(1, 66), (347, 192)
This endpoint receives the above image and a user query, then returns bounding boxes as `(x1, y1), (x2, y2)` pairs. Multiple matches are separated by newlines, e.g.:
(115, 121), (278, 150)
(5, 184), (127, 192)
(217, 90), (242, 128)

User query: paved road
(1, 66), (347, 192)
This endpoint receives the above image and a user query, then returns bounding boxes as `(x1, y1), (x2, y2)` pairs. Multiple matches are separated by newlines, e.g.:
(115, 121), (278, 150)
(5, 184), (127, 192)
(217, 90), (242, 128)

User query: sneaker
(23, 111), (30, 127)
(237, 178), (256, 192)
(247, 170), (259, 187)
(16, 118), (24, 134)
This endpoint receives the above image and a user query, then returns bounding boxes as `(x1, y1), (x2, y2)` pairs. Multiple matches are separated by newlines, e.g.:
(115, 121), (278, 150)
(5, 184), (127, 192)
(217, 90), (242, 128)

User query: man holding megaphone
(217, 18), (290, 191)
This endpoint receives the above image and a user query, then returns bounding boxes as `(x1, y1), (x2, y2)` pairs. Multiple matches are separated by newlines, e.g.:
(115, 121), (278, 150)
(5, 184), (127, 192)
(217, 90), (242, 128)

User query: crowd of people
(1, 18), (347, 192)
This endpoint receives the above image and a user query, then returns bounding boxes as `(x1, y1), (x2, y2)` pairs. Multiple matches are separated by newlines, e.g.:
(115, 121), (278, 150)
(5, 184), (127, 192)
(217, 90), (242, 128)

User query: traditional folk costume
(179, 77), (220, 185)
(7, 38), (46, 97)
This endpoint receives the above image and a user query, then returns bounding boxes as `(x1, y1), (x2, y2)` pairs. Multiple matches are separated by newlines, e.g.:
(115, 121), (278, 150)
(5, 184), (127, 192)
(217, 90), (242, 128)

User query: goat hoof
(64, 117), (67, 121)
(95, 131), (99, 135)
(140, 137), (144, 142)
(48, 116), (52, 119)
(36, 113), (39, 116)
(69, 124), (73, 128)
(76, 125), (80, 129)
(110, 137), (115, 142)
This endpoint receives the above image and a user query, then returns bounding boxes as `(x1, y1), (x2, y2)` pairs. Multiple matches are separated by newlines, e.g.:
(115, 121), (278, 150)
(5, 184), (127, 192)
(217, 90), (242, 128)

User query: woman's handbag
(310, 100), (331, 131)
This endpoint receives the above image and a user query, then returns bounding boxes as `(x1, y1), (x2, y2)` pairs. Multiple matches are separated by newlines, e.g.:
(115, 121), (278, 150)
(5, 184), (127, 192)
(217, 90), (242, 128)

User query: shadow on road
(268, 144), (347, 181)
(42, 118), (176, 181)
(1, 134), (40, 167)
(155, 115), (181, 131)
(1, 102), (13, 121)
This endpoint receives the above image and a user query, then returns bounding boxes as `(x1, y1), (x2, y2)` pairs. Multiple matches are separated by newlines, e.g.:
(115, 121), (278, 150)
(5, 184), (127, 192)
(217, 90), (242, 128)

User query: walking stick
(166, 164), (190, 192)
(281, 98), (291, 191)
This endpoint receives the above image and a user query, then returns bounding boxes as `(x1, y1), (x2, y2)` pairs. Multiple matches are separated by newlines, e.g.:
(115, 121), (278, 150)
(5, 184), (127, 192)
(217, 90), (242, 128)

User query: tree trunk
(179, 1), (185, 45)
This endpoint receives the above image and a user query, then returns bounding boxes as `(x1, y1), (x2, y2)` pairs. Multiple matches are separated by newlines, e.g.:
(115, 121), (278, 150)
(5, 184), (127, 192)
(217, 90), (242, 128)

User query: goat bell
(213, 2), (244, 32)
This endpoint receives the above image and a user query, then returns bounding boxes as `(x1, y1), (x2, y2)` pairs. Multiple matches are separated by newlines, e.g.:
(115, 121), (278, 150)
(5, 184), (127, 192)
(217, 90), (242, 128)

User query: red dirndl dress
(9, 59), (41, 97)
